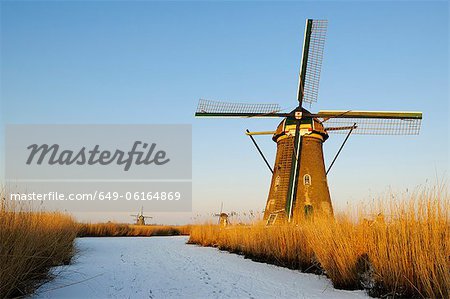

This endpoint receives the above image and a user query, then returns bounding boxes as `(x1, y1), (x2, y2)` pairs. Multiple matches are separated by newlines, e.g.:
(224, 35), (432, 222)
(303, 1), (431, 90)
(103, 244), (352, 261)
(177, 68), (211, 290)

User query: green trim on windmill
(285, 117), (313, 127)
(297, 19), (313, 105)
(285, 122), (302, 219)
(286, 19), (314, 220)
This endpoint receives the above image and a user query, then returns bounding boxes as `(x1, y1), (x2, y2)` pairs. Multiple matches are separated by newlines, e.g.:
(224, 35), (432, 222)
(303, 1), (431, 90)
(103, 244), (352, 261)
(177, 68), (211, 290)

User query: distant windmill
(195, 19), (422, 225)
(130, 206), (152, 225)
(213, 202), (233, 226)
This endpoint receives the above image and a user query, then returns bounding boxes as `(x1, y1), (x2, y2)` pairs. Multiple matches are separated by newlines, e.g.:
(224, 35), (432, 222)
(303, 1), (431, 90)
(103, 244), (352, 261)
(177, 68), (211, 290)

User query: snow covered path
(34, 237), (368, 298)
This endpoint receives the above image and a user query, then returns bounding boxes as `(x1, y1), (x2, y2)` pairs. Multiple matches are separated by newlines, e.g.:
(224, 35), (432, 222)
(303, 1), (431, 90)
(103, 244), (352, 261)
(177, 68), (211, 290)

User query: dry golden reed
(78, 222), (191, 237)
(189, 187), (450, 298)
(0, 198), (78, 298)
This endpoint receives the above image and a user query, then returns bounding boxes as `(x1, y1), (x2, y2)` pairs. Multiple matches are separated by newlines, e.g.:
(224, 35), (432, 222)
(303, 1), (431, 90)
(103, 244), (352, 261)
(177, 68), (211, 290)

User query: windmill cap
(273, 117), (328, 142)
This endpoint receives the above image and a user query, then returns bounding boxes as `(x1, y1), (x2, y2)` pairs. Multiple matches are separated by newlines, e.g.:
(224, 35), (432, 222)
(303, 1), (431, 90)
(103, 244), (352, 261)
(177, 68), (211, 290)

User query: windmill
(213, 202), (229, 226)
(130, 206), (153, 225)
(195, 19), (422, 225)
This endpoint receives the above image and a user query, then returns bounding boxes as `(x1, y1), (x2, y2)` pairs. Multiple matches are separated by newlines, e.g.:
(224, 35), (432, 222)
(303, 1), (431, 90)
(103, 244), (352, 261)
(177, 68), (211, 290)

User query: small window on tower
(303, 174), (311, 186)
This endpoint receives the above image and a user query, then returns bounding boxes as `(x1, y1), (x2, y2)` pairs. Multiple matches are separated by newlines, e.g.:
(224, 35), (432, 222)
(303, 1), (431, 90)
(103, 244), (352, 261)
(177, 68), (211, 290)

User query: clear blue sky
(1, 1), (448, 223)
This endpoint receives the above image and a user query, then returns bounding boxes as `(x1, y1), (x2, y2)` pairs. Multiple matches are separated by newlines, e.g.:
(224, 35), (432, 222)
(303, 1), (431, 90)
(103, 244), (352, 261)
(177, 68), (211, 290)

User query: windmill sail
(297, 19), (328, 106)
(317, 110), (422, 119)
(195, 99), (285, 117)
(317, 110), (422, 135)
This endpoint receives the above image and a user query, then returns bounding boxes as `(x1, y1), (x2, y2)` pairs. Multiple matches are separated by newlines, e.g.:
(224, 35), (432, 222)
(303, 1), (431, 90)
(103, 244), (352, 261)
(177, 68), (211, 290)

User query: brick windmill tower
(195, 19), (422, 224)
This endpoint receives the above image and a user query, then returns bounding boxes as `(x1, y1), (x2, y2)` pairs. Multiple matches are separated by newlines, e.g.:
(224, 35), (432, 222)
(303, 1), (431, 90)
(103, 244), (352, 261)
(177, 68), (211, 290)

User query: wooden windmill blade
(195, 99), (288, 118)
(316, 110), (423, 135)
(285, 19), (328, 221)
(297, 19), (328, 106)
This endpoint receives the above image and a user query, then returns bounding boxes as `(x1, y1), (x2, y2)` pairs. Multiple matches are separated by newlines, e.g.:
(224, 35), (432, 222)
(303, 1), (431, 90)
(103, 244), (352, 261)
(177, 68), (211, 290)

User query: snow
(34, 236), (369, 299)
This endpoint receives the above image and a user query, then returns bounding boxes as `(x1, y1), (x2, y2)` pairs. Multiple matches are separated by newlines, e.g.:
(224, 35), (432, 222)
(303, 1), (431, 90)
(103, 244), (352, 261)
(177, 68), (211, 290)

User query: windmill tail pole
(246, 129), (274, 174)
(326, 123), (356, 175)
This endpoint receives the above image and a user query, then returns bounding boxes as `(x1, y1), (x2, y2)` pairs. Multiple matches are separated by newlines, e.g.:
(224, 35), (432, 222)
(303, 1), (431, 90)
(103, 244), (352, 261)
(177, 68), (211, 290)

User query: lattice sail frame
(196, 99), (282, 117)
(322, 117), (421, 135)
(301, 20), (328, 105)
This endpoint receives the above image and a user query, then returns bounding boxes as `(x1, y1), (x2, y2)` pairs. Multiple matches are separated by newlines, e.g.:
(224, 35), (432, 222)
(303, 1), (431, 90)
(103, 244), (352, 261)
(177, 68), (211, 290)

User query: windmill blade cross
(194, 18), (423, 225)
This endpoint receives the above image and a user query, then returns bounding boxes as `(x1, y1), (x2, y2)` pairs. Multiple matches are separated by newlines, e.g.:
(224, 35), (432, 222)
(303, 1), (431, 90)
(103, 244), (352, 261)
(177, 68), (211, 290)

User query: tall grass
(0, 198), (78, 298)
(189, 187), (450, 298)
(78, 222), (191, 237)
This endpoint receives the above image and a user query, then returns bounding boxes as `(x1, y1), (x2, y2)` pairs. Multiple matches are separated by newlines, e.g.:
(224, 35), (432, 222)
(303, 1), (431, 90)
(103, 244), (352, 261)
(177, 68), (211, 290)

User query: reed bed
(78, 222), (191, 237)
(0, 199), (78, 298)
(189, 187), (450, 298)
